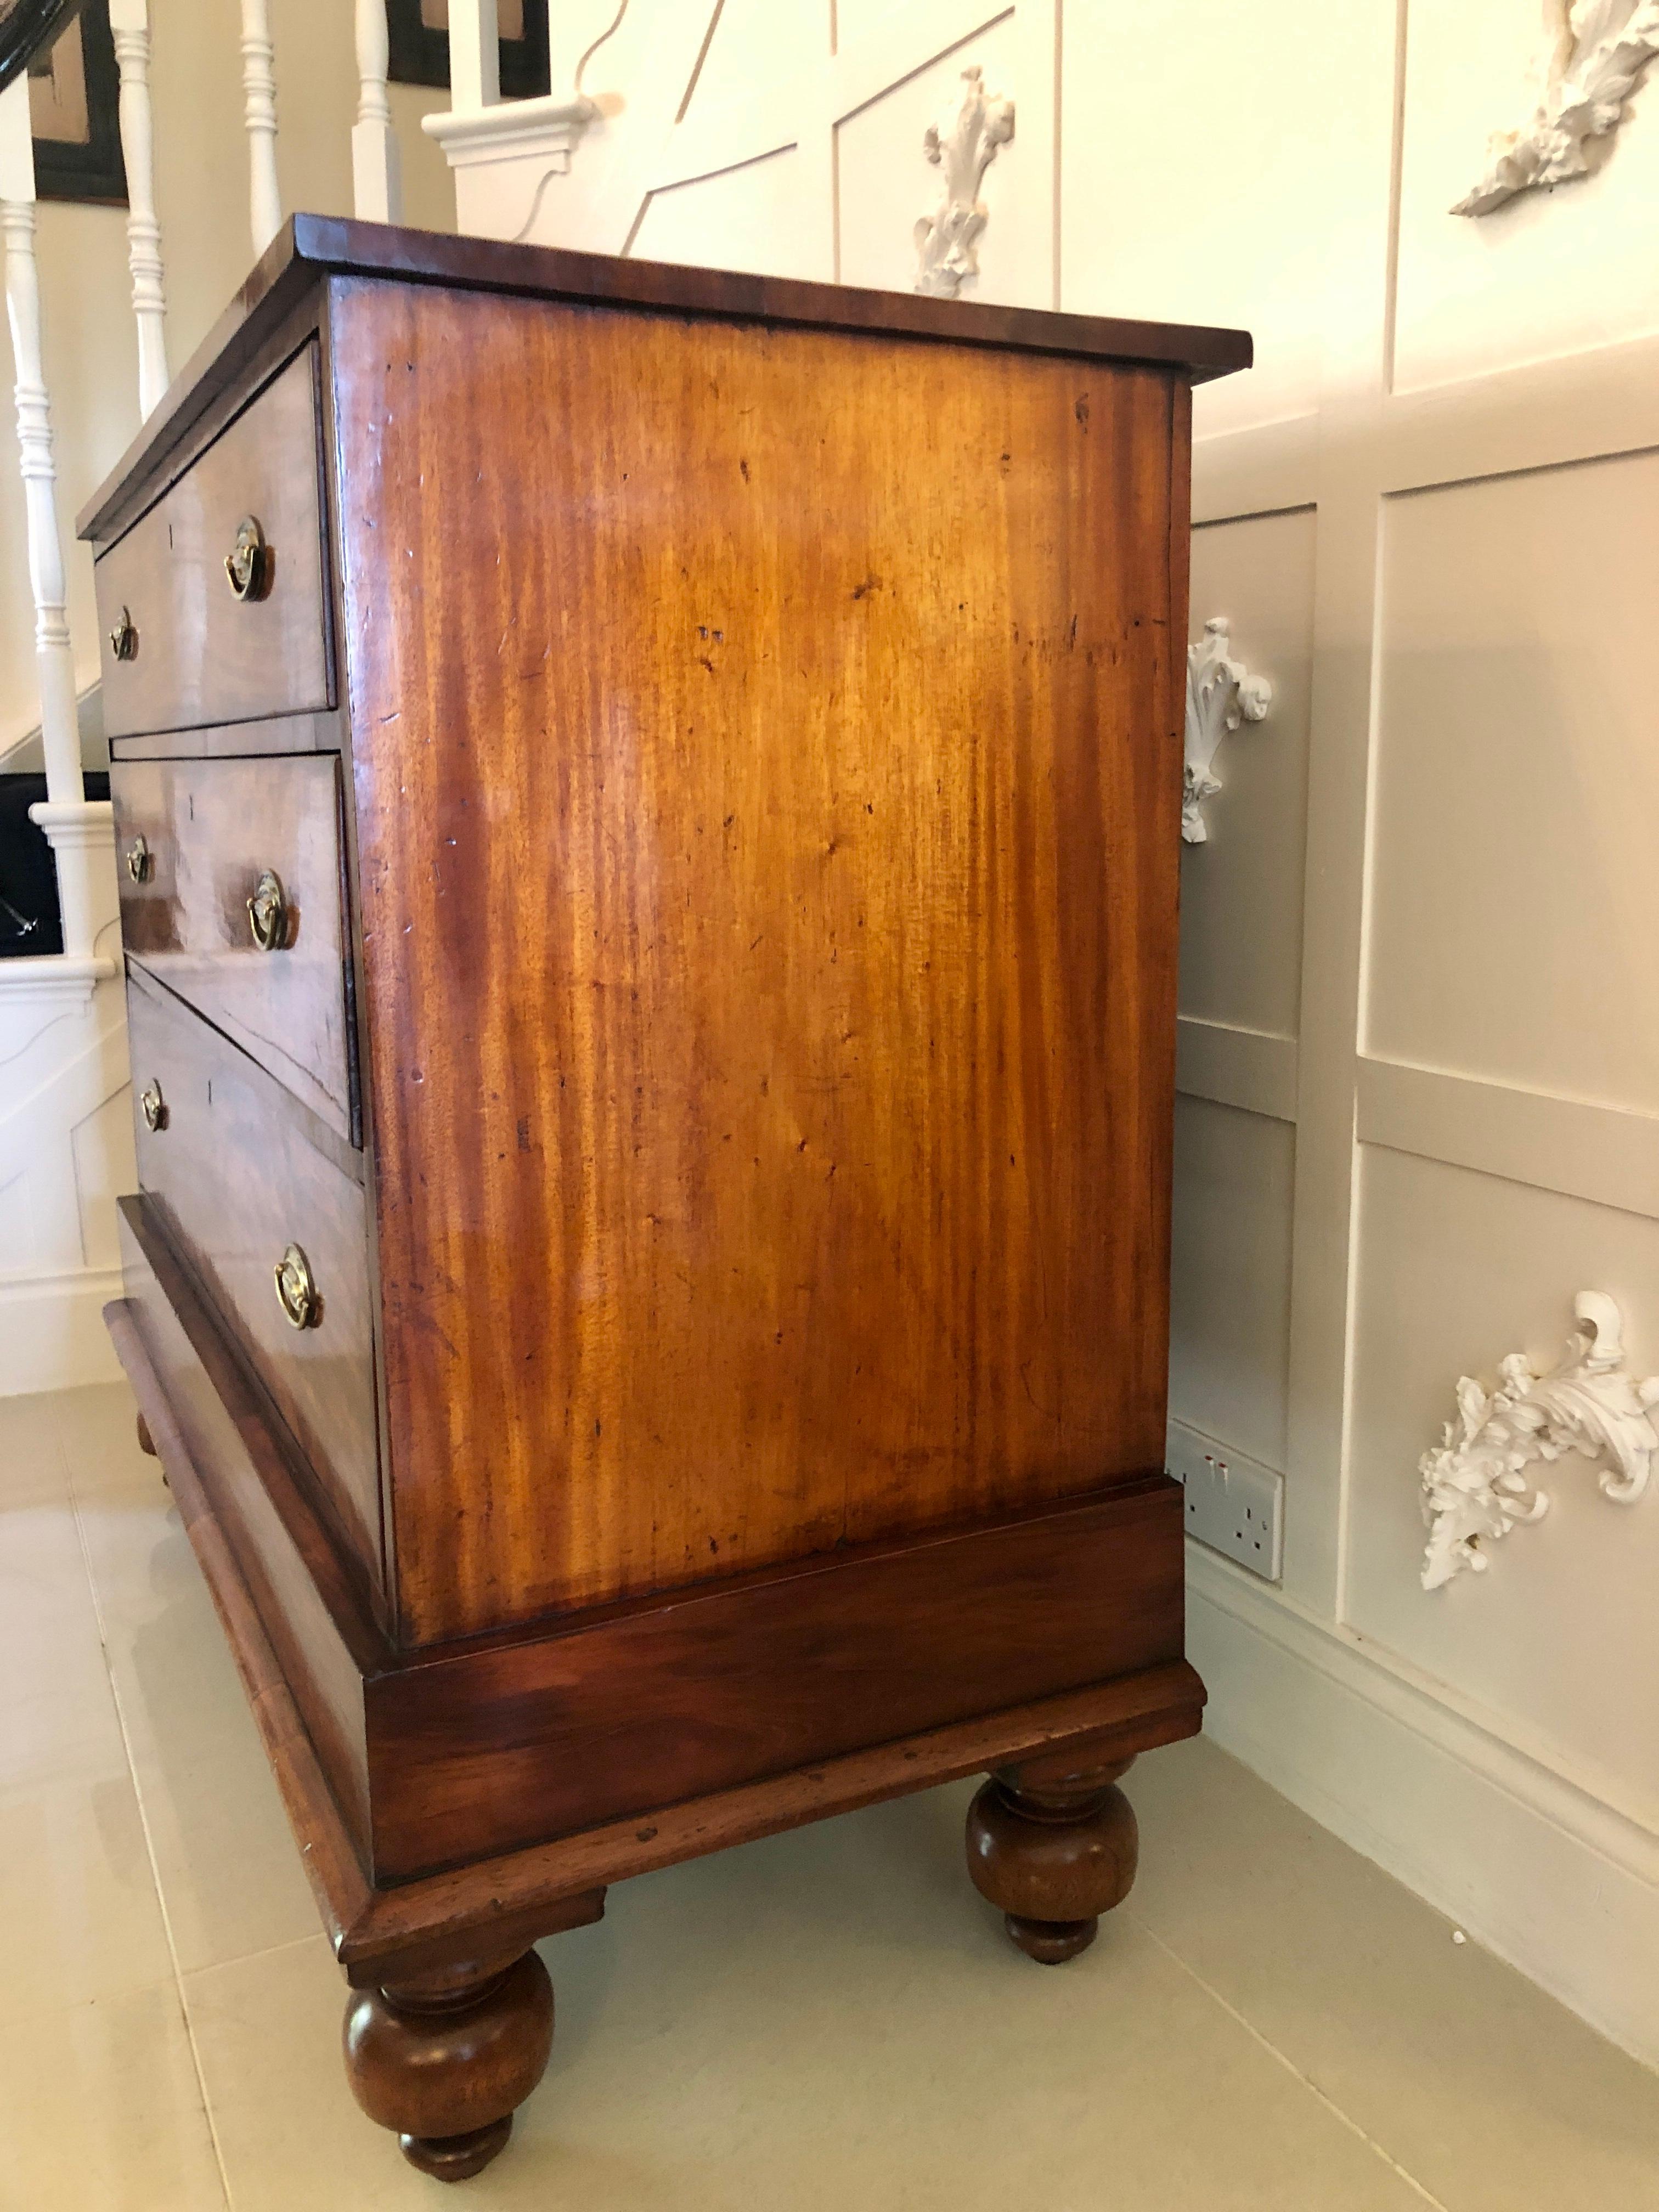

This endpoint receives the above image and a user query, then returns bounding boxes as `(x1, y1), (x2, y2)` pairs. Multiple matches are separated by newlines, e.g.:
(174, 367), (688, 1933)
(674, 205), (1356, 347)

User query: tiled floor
(6, 1381), (1659, 2210)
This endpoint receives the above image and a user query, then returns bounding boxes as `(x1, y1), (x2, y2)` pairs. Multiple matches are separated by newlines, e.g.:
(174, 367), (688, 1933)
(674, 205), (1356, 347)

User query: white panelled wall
(427, 0), (1659, 2063)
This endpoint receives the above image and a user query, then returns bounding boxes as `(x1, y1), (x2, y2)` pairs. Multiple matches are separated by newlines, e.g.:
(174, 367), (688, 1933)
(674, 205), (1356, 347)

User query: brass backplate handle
(274, 1243), (321, 1330)
(246, 868), (288, 951)
(126, 834), (152, 883)
(109, 605), (139, 661)
(224, 515), (271, 601)
(140, 1079), (167, 1133)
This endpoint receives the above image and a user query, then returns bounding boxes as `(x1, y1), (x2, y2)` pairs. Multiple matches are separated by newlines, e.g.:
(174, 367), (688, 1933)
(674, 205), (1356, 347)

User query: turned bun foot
(399, 2117), (514, 2181)
(966, 1754), (1138, 1963)
(343, 1947), (553, 2180)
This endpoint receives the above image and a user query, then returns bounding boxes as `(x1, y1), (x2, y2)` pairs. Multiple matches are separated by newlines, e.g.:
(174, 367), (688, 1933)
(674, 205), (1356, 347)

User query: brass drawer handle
(109, 606), (139, 661)
(274, 1243), (321, 1330)
(224, 514), (271, 601)
(125, 834), (153, 883)
(246, 868), (288, 950)
(140, 1079), (167, 1132)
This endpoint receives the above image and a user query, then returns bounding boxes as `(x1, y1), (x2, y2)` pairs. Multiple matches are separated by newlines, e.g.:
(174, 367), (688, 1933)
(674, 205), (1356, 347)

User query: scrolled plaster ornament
(1419, 1291), (1659, 1590)
(1182, 618), (1273, 845)
(1453, 0), (1659, 217)
(913, 66), (1014, 300)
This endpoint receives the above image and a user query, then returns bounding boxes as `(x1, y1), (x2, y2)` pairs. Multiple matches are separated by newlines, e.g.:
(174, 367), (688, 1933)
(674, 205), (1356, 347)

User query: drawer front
(127, 968), (382, 1583)
(112, 753), (357, 1143)
(95, 346), (331, 739)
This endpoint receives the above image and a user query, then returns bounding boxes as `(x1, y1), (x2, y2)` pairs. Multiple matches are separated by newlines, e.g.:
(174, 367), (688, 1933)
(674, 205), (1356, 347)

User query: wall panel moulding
(1419, 1291), (1659, 1589)
(1181, 618), (1273, 845)
(913, 64), (1014, 299)
(1454, 0), (1659, 216)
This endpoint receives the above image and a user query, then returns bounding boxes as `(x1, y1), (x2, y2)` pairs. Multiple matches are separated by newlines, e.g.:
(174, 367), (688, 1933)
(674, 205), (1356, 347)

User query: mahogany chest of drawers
(84, 216), (1249, 2180)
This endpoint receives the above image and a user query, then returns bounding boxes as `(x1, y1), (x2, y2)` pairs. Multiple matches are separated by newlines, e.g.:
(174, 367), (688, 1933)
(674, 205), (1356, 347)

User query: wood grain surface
(126, 968), (383, 1576)
(94, 342), (332, 738)
(365, 1477), (1186, 1880)
(331, 278), (1185, 1644)
(113, 1206), (378, 1848)
(108, 1278), (1204, 1946)
(77, 215), (1249, 545)
(112, 753), (357, 1141)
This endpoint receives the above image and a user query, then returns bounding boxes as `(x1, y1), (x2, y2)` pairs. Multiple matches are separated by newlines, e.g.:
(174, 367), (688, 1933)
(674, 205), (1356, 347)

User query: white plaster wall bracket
(1419, 1291), (1659, 1590)
(1453, 0), (1659, 217)
(1182, 618), (1273, 845)
(913, 65), (1014, 300)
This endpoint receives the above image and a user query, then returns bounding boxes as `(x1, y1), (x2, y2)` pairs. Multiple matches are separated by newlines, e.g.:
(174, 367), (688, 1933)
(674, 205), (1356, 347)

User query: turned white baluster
(1, 77), (80, 808)
(240, 0), (282, 256)
(108, 0), (168, 416)
(448, 0), (500, 112)
(0, 74), (112, 968)
(352, 0), (402, 223)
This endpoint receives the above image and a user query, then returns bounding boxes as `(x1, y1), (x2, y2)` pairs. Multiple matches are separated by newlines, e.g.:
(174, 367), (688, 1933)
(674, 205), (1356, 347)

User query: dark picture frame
(385, 0), (550, 101)
(28, 0), (127, 206)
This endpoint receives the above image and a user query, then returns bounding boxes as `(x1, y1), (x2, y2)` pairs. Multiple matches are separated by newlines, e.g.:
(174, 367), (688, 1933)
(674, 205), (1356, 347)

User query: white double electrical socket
(1165, 1419), (1284, 1582)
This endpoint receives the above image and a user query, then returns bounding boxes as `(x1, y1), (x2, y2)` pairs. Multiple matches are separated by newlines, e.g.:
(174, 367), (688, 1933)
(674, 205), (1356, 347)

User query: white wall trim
(1188, 1541), (1659, 2068)
(0, 1266), (125, 1397)
(1357, 1054), (1659, 1223)
(0, 955), (119, 1017)
(1176, 1015), (1299, 1124)
(1192, 421), (1318, 528)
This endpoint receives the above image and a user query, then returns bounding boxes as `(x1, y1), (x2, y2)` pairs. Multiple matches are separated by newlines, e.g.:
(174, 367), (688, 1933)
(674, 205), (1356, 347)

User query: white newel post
(0, 74), (114, 974)
(240, 0), (282, 256)
(421, 0), (602, 229)
(352, 0), (402, 223)
(109, 0), (168, 417)
(448, 0), (500, 115)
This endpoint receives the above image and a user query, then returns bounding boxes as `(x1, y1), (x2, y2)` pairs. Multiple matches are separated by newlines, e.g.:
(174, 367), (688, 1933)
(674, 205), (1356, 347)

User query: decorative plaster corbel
(1453, 0), (1659, 217)
(1182, 618), (1273, 845)
(913, 65), (1014, 300)
(1419, 1292), (1659, 1590)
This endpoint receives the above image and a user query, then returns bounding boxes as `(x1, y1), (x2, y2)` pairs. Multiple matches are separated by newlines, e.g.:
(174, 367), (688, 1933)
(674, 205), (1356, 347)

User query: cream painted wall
(434, 0), (1659, 2064)
(0, 0), (454, 1397)
(0, 0), (453, 758)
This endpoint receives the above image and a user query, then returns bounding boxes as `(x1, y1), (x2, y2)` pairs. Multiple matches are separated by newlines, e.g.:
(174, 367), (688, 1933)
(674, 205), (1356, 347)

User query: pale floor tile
(0, 1385), (72, 1504)
(186, 1791), (1430, 2212)
(67, 1444), (322, 1973)
(1127, 1738), (1659, 2212)
(1, 1467), (132, 1792)
(0, 1977), (227, 2210)
(1, 1765), (178, 2008)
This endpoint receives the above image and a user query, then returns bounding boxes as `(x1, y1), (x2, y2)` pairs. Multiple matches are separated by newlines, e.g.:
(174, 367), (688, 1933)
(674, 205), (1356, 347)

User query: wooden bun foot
(343, 1948), (552, 2180)
(1002, 1912), (1098, 1964)
(136, 1410), (157, 1455)
(965, 1753), (1138, 1963)
(399, 2116), (514, 2181)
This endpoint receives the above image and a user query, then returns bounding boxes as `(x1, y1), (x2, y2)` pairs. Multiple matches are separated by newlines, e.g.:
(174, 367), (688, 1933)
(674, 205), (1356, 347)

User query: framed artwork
(386, 0), (550, 100)
(27, 0), (127, 206)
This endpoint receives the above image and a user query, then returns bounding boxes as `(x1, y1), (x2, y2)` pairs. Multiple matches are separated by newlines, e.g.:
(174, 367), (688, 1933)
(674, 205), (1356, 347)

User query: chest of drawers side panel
(329, 275), (1183, 1649)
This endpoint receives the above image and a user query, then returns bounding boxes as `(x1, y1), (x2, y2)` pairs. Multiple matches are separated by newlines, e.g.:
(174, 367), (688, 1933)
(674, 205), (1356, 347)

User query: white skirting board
(1186, 1543), (1659, 2071)
(0, 1267), (125, 1397)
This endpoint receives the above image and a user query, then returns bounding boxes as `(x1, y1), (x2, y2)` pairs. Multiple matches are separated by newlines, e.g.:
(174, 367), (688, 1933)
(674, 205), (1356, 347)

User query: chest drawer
(94, 345), (331, 740)
(112, 752), (357, 1143)
(127, 966), (383, 1583)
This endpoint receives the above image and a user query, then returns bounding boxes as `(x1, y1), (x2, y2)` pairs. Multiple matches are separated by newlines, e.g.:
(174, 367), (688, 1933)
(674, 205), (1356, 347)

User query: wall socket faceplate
(1165, 1419), (1284, 1582)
